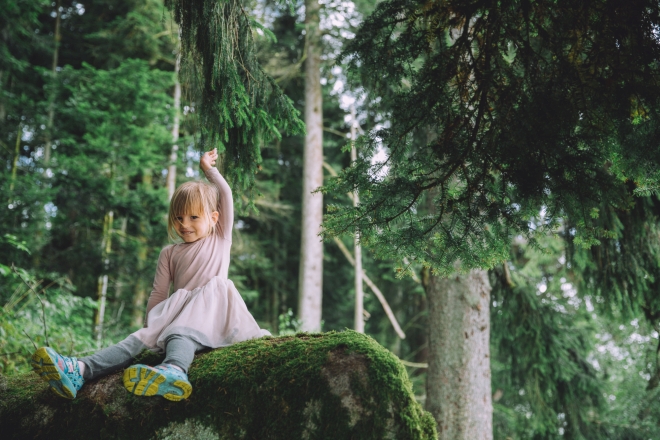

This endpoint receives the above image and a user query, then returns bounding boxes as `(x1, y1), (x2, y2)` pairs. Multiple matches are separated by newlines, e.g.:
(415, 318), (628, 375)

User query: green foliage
(0, 263), (96, 375)
(43, 59), (173, 310)
(489, 224), (660, 439)
(323, 0), (660, 275)
(0, 332), (436, 440)
(49, 0), (178, 71)
(165, 0), (305, 194)
(491, 232), (604, 439)
(569, 193), (660, 322)
(0, 282), (97, 376)
(277, 308), (303, 335)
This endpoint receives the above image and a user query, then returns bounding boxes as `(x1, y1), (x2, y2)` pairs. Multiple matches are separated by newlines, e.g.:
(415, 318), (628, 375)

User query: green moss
(0, 331), (437, 439)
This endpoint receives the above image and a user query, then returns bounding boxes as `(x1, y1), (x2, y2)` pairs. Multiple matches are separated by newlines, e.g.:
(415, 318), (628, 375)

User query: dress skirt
(131, 276), (270, 351)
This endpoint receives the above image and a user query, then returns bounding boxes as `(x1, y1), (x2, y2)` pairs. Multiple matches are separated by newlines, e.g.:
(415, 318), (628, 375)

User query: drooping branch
(165, 0), (304, 191)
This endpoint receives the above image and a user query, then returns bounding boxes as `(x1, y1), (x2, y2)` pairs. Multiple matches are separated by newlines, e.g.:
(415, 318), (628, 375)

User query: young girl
(31, 149), (269, 401)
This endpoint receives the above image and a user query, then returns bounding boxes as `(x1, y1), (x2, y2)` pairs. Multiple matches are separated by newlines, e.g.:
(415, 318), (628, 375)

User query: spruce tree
(322, 0), (660, 437)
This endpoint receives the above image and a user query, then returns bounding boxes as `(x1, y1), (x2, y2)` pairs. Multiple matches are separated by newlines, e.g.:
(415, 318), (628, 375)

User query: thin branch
(23, 330), (37, 351)
(399, 359), (428, 368)
(323, 161), (354, 203)
(402, 257), (421, 284)
(333, 237), (406, 339)
(323, 126), (349, 138)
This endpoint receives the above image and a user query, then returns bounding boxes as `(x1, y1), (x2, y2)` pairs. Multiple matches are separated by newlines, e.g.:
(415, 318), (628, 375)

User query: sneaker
(31, 347), (85, 399)
(123, 364), (192, 402)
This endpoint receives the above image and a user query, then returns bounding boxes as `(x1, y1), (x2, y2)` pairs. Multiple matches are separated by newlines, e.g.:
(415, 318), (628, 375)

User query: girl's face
(176, 211), (219, 243)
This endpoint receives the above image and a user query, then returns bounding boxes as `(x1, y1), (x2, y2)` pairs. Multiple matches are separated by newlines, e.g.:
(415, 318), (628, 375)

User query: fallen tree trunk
(0, 331), (436, 440)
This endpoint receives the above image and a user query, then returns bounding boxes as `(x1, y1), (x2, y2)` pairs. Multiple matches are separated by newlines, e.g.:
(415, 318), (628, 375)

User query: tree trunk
(1, 333), (436, 440)
(0, 70), (5, 121)
(8, 123), (21, 200)
(43, 0), (62, 166)
(351, 105), (364, 333)
(424, 269), (492, 440)
(132, 170), (152, 327)
(131, 242), (148, 328)
(94, 210), (114, 346)
(167, 33), (181, 200)
(298, 0), (324, 332)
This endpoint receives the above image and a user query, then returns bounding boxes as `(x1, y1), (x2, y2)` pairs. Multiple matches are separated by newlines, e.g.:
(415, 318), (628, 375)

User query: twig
(399, 359), (428, 368)
(23, 330), (37, 351)
(402, 257), (421, 284)
(322, 161), (354, 203)
(12, 264), (50, 347)
(333, 237), (407, 339)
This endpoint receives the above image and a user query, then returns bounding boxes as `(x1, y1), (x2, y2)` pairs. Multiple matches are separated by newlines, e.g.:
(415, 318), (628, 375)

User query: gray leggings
(79, 334), (206, 381)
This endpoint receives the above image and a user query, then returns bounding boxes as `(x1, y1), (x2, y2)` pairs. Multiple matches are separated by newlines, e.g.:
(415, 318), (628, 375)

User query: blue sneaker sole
(123, 364), (192, 401)
(31, 347), (77, 399)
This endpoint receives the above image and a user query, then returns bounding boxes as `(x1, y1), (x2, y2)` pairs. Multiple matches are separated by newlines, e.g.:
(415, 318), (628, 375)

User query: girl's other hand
(200, 148), (218, 172)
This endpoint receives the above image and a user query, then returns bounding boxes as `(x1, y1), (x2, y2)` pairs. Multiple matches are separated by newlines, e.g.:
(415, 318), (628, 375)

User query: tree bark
(0, 333), (436, 440)
(43, 0), (62, 166)
(424, 269), (493, 440)
(350, 105), (364, 333)
(8, 123), (21, 200)
(298, 0), (324, 332)
(94, 210), (114, 346)
(167, 33), (181, 200)
(131, 170), (153, 328)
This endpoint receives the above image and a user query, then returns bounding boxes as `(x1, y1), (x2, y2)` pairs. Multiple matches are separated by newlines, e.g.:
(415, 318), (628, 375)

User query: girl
(31, 149), (269, 401)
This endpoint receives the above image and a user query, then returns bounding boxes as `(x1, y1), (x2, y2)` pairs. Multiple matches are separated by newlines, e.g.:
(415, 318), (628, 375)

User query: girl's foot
(31, 347), (85, 399)
(122, 364), (192, 401)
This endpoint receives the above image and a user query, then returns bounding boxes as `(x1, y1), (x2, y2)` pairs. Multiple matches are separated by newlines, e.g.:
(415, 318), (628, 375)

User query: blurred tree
(298, 0), (324, 332)
(43, 60), (173, 337)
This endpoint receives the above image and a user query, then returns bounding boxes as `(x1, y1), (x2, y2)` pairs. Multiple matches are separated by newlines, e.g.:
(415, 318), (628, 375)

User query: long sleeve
(204, 167), (234, 240)
(144, 246), (173, 325)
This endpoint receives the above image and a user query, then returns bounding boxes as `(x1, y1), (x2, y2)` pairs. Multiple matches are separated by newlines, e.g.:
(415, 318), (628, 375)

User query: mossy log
(0, 331), (437, 439)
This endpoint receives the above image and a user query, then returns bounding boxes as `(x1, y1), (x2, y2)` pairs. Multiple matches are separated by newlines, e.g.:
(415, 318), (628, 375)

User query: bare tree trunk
(351, 105), (364, 333)
(95, 210), (114, 347)
(0, 70), (5, 121)
(43, 0), (62, 166)
(424, 269), (493, 440)
(8, 123), (21, 200)
(132, 170), (152, 327)
(298, 0), (324, 332)
(167, 34), (181, 200)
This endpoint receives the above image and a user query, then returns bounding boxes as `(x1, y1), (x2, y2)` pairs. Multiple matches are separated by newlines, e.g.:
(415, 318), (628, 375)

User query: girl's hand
(200, 148), (218, 172)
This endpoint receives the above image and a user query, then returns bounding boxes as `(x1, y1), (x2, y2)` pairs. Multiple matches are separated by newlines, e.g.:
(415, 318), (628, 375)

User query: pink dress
(130, 168), (270, 351)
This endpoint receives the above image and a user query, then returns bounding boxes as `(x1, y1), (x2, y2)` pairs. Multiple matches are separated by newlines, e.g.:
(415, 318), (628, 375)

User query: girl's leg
(79, 335), (147, 381)
(32, 336), (146, 399)
(31, 347), (85, 399)
(123, 334), (206, 401)
(161, 334), (207, 373)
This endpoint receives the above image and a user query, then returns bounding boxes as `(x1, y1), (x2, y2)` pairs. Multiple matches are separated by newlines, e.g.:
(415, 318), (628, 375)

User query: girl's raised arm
(201, 149), (234, 239)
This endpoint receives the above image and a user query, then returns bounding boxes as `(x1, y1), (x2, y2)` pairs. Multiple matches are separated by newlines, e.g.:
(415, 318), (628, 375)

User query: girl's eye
(191, 216), (199, 220)
(176, 217), (183, 221)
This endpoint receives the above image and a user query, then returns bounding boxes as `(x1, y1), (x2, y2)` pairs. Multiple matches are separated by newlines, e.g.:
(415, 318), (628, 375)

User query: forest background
(3, 0), (660, 438)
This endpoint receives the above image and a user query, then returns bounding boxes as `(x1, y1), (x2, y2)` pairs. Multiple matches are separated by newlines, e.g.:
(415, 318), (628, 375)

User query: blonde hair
(167, 181), (220, 241)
